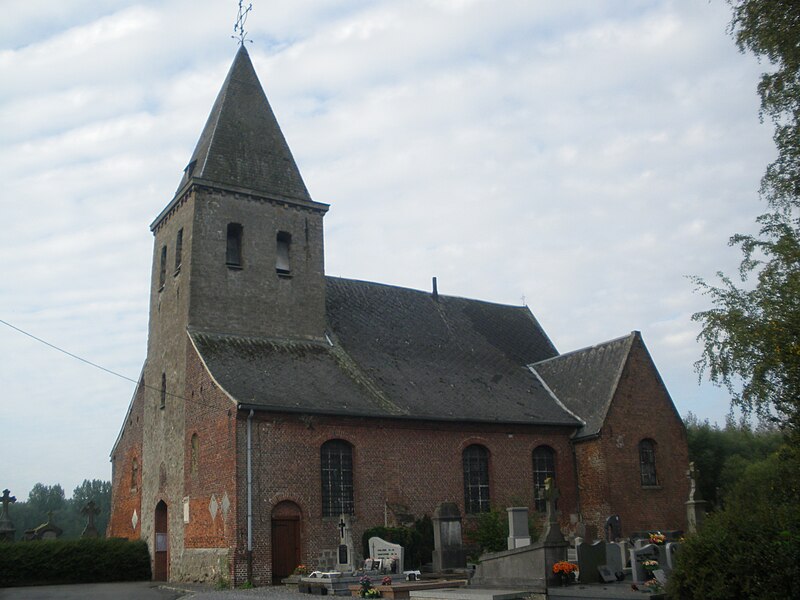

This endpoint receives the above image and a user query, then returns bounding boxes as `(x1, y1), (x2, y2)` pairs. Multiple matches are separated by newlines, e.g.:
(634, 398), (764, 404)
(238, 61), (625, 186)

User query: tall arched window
(276, 231), (292, 275)
(463, 444), (490, 514)
(532, 445), (556, 513)
(321, 440), (354, 516)
(639, 439), (658, 486)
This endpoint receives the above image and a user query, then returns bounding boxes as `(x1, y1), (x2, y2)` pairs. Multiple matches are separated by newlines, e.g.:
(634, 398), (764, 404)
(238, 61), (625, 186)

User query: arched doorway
(154, 500), (168, 581)
(271, 501), (301, 584)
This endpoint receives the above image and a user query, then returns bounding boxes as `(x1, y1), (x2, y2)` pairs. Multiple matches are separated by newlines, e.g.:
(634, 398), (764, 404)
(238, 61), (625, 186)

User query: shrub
(0, 538), (151, 587)
(667, 446), (800, 599)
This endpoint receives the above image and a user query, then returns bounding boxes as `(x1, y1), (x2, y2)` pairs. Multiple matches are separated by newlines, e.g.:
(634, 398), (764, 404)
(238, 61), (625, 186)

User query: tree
(692, 0), (800, 431)
(684, 412), (782, 508)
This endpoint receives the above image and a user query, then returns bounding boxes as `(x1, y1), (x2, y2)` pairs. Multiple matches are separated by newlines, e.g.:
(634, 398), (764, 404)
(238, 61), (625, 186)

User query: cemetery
(276, 475), (700, 599)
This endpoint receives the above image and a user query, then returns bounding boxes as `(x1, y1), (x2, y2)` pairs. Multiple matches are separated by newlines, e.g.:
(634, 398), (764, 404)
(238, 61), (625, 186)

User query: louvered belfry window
(463, 444), (490, 513)
(226, 223), (243, 267)
(276, 231), (291, 274)
(321, 440), (354, 516)
(639, 439), (658, 486)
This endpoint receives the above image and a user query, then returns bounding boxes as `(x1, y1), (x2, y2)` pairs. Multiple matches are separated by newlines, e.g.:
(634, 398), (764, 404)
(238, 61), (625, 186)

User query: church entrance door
(271, 501), (301, 584)
(154, 500), (169, 581)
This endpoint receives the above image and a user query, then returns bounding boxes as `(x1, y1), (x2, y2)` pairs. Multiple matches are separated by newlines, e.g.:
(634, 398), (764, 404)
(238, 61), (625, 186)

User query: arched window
(174, 228), (183, 273)
(532, 445), (556, 513)
(639, 439), (658, 486)
(463, 444), (490, 514)
(321, 440), (354, 516)
(226, 223), (243, 267)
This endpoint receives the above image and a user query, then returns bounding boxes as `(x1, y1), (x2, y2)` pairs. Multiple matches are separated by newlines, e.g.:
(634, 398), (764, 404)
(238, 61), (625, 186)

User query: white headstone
(369, 536), (404, 574)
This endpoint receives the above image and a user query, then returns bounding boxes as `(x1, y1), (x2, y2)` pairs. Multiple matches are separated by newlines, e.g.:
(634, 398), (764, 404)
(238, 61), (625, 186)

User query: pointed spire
(175, 45), (311, 202)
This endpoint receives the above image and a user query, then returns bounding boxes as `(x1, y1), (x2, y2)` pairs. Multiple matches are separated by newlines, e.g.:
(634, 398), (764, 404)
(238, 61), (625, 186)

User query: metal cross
(338, 517), (346, 539)
(232, 0), (253, 46)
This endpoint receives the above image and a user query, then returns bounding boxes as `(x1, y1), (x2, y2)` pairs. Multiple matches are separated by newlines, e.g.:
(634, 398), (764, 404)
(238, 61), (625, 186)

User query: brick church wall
(107, 376), (145, 539)
(577, 336), (689, 538)
(234, 406), (578, 586)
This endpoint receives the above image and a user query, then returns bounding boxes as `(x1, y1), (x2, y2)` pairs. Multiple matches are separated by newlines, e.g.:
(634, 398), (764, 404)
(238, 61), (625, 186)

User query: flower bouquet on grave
(649, 531), (666, 545)
(642, 560), (659, 580)
(293, 564), (310, 576)
(359, 575), (381, 598)
(382, 576), (392, 586)
(552, 560), (578, 585)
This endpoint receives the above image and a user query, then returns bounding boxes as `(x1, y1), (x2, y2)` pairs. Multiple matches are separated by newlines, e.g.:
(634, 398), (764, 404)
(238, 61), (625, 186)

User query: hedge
(0, 538), (151, 587)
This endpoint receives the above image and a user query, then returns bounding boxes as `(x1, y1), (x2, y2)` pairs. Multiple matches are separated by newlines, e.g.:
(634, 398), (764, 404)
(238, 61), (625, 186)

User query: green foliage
(685, 412), (783, 508)
(667, 446), (800, 599)
(692, 0), (800, 431)
(0, 538), (151, 587)
(8, 480), (112, 540)
(464, 508), (508, 556)
(361, 516), (434, 569)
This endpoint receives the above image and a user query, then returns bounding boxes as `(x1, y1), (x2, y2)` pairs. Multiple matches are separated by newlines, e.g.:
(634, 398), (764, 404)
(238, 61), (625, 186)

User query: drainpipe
(247, 409), (254, 584)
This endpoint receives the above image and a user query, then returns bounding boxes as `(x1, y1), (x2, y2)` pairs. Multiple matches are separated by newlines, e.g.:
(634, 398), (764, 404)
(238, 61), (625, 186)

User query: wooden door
(271, 518), (300, 584)
(154, 500), (168, 581)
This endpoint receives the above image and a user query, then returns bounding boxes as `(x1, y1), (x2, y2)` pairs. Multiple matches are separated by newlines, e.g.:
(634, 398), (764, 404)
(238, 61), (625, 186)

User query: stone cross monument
(685, 462), (707, 533)
(0, 489), (17, 542)
(81, 500), (101, 538)
(539, 477), (566, 544)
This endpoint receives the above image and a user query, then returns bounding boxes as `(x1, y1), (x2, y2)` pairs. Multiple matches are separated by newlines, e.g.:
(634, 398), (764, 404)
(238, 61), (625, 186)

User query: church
(107, 45), (690, 585)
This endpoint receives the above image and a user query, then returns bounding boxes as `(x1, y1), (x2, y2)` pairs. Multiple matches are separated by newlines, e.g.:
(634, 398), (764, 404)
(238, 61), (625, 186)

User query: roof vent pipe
(432, 277), (439, 302)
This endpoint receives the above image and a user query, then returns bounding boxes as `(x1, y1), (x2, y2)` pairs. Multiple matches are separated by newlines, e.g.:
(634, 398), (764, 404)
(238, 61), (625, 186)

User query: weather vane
(232, 0), (253, 45)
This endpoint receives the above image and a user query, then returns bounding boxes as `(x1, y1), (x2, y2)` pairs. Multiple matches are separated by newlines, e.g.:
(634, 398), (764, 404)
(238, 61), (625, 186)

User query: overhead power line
(0, 318), (223, 412)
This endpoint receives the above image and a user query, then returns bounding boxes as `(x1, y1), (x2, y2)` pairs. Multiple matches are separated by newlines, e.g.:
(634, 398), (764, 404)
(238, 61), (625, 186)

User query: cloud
(0, 0), (775, 497)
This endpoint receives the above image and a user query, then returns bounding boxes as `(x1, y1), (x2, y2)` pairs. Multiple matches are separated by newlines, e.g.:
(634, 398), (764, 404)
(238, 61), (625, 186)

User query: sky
(0, 0), (776, 501)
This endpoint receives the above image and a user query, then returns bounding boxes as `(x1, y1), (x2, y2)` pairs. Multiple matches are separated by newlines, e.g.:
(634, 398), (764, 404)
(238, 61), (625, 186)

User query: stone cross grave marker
(539, 477), (566, 544)
(81, 500), (101, 538)
(335, 514), (355, 572)
(0, 489), (17, 541)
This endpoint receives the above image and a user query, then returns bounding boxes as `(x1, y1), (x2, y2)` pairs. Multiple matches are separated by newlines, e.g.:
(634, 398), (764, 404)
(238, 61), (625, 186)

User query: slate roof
(172, 45), (311, 204)
(191, 277), (581, 426)
(530, 332), (636, 439)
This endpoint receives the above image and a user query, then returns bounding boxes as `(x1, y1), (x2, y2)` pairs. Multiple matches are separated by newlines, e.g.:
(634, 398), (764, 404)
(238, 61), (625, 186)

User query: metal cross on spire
(232, 0), (254, 46)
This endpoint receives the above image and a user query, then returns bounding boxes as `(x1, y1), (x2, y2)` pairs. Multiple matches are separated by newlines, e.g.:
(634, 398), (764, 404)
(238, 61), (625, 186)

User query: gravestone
(335, 514), (355, 573)
(24, 511), (63, 541)
(432, 502), (466, 571)
(685, 462), (707, 533)
(0, 489), (17, 542)
(576, 541), (606, 584)
(506, 506), (530, 549)
(538, 477), (566, 544)
(664, 542), (680, 574)
(369, 536), (404, 574)
(630, 543), (660, 583)
(81, 500), (101, 539)
(604, 541), (627, 574)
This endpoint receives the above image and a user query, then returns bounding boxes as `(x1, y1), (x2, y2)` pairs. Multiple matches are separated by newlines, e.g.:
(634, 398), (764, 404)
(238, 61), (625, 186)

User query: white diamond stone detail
(131, 509), (138, 530)
(221, 492), (230, 517)
(209, 494), (219, 520)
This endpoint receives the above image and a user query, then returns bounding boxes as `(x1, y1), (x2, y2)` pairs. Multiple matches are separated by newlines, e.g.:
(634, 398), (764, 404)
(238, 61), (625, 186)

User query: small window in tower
(174, 228), (183, 274)
(159, 245), (167, 291)
(226, 223), (243, 268)
(160, 372), (167, 410)
(276, 231), (291, 275)
(131, 457), (138, 491)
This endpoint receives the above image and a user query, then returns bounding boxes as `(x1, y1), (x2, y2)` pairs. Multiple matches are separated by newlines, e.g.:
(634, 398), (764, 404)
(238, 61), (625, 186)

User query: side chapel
(107, 46), (690, 584)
